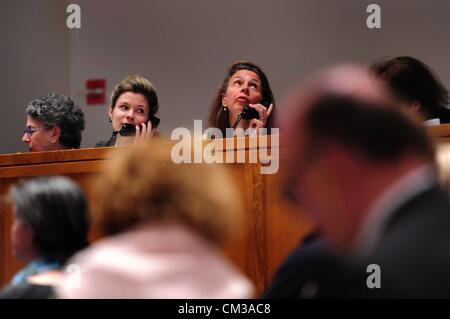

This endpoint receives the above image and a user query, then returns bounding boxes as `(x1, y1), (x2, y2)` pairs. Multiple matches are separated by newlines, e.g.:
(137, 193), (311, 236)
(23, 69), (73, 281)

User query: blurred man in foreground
(275, 65), (450, 298)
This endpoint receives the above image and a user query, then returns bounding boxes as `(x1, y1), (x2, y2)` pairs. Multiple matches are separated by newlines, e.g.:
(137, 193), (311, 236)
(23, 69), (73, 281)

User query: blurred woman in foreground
(58, 140), (253, 298)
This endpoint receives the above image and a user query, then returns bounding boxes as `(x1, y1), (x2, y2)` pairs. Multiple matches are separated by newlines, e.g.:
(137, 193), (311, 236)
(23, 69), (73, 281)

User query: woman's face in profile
(222, 70), (263, 115)
(11, 210), (35, 261)
(109, 92), (149, 132)
(21, 115), (55, 152)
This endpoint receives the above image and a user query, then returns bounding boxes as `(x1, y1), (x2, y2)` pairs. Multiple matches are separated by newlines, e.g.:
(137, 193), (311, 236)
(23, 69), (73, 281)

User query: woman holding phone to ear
(208, 61), (275, 137)
(95, 75), (160, 147)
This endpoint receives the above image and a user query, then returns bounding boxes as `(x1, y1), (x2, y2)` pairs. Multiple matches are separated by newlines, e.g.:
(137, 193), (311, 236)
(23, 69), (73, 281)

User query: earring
(222, 105), (228, 112)
(108, 117), (112, 123)
(51, 139), (56, 144)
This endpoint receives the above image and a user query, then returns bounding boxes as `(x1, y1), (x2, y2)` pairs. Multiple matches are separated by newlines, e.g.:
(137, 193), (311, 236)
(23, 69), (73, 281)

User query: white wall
(2, 0), (450, 152)
(0, 0), (70, 153)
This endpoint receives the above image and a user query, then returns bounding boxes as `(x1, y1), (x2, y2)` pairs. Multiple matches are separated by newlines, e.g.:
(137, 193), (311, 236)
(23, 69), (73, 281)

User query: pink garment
(57, 223), (254, 298)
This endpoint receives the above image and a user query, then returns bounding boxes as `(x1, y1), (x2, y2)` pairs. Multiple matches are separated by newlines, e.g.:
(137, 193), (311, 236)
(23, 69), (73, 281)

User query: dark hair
(26, 93), (85, 148)
(110, 75), (159, 122)
(370, 56), (449, 121)
(9, 176), (90, 264)
(303, 95), (435, 163)
(208, 61), (275, 135)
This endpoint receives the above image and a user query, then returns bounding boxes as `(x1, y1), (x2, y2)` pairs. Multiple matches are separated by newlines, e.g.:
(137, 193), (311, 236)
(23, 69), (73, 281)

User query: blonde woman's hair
(110, 75), (159, 118)
(92, 140), (242, 244)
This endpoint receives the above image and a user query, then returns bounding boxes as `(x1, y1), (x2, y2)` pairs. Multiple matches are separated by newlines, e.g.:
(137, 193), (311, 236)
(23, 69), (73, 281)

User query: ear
(22, 225), (34, 248)
(108, 104), (114, 119)
(51, 126), (61, 142)
(323, 144), (358, 177)
(13, 222), (36, 259)
(410, 101), (421, 113)
(221, 95), (227, 107)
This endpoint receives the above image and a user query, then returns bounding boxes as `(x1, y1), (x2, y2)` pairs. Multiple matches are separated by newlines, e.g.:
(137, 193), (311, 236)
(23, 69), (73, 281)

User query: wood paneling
(2, 125), (446, 295)
(0, 137), (306, 296)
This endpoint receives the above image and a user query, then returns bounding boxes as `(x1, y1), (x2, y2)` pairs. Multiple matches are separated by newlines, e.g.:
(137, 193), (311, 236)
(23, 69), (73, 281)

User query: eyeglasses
(23, 127), (48, 137)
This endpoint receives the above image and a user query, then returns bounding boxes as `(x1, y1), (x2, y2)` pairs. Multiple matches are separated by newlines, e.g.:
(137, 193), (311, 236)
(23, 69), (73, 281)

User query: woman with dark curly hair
(22, 93), (85, 152)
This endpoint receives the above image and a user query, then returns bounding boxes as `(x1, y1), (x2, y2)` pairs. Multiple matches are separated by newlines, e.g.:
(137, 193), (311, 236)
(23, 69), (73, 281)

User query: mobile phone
(119, 116), (161, 137)
(240, 105), (260, 120)
(149, 114), (160, 129)
(119, 123), (138, 137)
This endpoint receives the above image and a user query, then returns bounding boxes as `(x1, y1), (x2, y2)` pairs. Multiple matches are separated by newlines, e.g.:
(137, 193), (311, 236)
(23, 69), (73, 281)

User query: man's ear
(322, 143), (361, 182)
(22, 224), (34, 248)
(15, 222), (36, 259)
(410, 101), (421, 113)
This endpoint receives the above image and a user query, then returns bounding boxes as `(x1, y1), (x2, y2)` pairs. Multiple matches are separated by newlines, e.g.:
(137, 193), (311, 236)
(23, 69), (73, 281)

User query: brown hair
(303, 95), (436, 164)
(92, 140), (242, 244)
(370, 56), (449, 121)
(110, 75), (159, 120)
(207, 61), (275, 135)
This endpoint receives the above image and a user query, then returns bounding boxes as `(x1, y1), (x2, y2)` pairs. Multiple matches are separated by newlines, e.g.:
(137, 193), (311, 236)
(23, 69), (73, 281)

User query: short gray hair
(9, 176), (90, 264)
(26, 93), (85, 148)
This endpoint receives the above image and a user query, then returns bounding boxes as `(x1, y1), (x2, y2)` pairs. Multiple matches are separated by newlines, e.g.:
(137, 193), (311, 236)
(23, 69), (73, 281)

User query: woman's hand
(134, 121), (153, 144)
(248, 103), (274, 134)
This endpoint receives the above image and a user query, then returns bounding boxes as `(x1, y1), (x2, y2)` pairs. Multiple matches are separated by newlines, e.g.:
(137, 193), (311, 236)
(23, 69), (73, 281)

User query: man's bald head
(278, 64), (436, 249)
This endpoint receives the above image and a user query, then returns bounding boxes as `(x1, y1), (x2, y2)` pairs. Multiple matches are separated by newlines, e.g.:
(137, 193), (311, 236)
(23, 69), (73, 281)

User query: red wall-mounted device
(86, 79), (106, 105)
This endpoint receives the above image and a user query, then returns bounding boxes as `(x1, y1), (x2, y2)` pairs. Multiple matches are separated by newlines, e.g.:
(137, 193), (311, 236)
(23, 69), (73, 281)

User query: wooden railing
(2, 124), (450, 296)
(0, 136), (312, 296)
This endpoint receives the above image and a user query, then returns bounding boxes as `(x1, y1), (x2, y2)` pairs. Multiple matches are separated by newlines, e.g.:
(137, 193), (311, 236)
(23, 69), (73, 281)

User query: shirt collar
(11, 259), (61, 286)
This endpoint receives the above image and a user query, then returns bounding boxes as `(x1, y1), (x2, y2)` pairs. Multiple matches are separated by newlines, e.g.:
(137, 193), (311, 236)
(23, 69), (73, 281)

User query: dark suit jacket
(434, 106), (450, 124)
(0, 283), (55, 299)
(356, 184), (450, 298)
(262, 232), (328, 298)
(264, 184), (450, 299)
